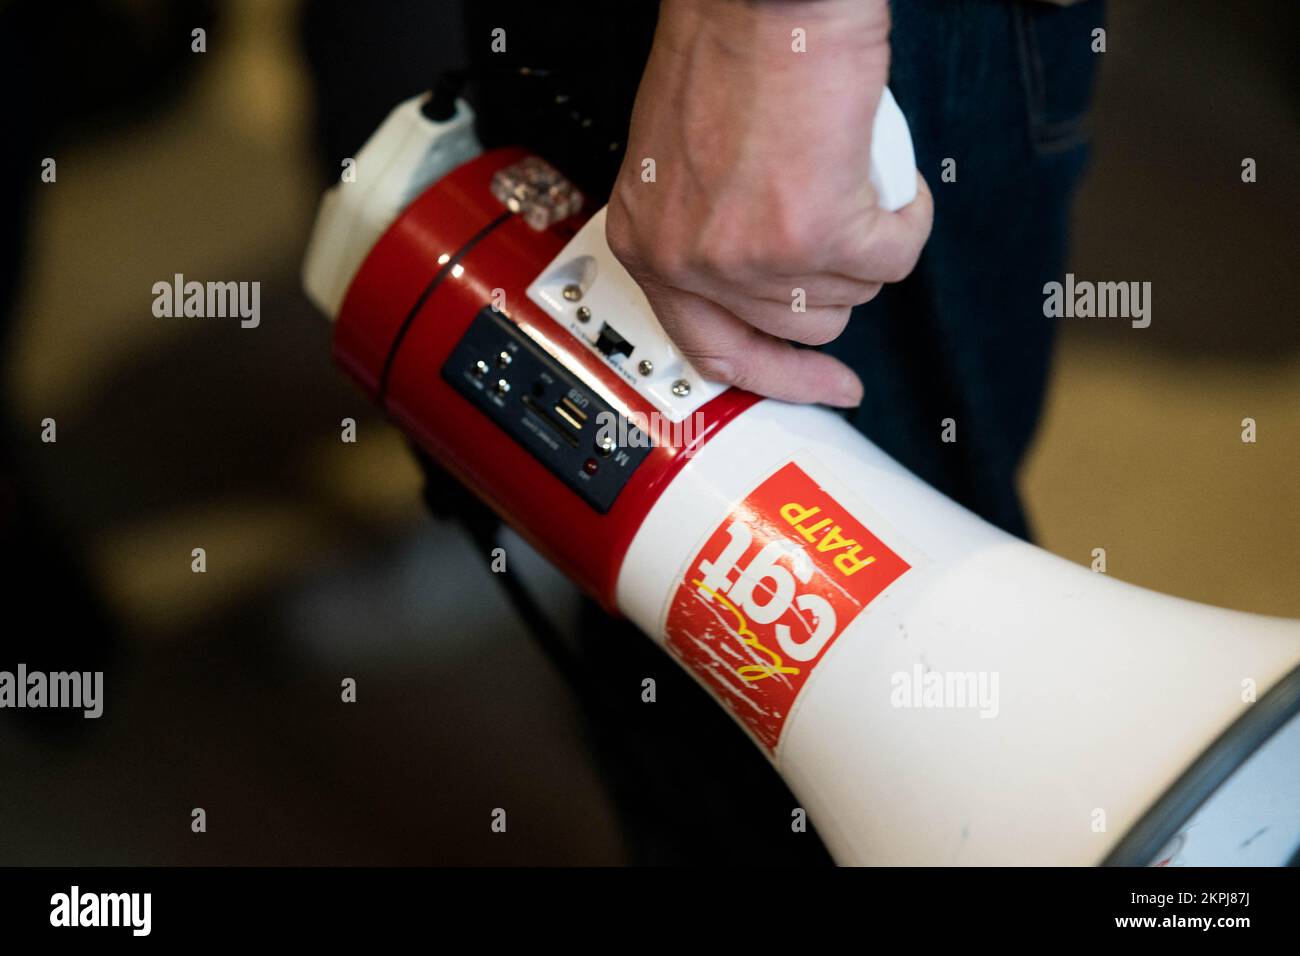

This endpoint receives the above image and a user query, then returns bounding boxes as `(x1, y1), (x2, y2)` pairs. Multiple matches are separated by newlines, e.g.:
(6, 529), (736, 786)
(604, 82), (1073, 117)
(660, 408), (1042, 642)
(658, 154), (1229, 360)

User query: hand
(606, 0), (933, 407)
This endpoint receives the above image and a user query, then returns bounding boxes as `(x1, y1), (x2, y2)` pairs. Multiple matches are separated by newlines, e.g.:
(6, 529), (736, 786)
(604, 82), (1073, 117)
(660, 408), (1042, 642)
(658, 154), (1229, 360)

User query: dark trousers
(828, 0), (1103, 539)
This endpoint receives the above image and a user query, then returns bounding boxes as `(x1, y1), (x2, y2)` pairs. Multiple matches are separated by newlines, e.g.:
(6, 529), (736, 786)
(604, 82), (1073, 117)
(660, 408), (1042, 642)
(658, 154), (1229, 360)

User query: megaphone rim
(1103, 662), (1300, 867)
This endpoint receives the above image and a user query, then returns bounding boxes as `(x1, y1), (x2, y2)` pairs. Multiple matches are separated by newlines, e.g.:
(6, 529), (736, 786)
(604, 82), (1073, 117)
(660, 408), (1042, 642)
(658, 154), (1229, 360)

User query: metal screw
(575, 306), (592, 323)
(637, 360), (654, 377)
(671, 379), (691, 397)
(562, 284), (583, 302)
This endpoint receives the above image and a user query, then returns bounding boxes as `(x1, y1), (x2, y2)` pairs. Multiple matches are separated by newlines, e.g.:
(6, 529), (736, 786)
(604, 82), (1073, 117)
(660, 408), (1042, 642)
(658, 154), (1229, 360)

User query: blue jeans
(826, 0), (1103, 539)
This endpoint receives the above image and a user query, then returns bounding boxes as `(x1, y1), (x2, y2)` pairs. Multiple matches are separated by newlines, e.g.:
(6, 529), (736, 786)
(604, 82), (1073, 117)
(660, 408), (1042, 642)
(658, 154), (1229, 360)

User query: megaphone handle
(869, 86), (918, 213)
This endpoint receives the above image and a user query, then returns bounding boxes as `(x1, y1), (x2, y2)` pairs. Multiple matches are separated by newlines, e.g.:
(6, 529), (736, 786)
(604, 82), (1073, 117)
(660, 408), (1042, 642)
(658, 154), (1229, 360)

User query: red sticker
(664, 461), (911, 751)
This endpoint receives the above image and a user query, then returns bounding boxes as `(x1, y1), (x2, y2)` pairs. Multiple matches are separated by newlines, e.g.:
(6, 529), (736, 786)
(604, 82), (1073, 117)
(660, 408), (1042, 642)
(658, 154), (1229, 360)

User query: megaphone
(302, 90), (1300, 866)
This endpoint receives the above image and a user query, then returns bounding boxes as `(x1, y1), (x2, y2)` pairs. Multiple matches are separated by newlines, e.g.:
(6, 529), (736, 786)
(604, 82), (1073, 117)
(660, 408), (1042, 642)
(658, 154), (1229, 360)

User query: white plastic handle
(869, 86), (918, 212)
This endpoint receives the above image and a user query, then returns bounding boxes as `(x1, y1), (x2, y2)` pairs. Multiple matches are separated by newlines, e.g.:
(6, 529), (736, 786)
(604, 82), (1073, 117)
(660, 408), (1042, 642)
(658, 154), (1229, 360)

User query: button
(595, 324), (633, 360)
(595, 434), (616, 457)
(473, 360), (489, 377)
(496, 350), (512, 368)
(494, 379), (511, 395)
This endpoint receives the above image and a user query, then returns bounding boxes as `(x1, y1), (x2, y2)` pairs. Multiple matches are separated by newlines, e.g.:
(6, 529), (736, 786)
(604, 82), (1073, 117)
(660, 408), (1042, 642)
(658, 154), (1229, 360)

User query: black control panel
(442, 307), (652, 513)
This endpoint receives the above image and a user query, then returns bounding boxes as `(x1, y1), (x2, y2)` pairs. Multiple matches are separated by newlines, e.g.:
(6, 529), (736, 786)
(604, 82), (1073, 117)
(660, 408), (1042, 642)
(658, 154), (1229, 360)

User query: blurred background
(0, 0), (1296, 865)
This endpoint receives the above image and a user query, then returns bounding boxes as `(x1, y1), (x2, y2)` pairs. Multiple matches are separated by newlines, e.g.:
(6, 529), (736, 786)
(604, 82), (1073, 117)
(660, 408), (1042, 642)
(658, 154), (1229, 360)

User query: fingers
(683, 243), (888, 303)
(833, 172), (934, 281)
(680, 174), (932, 310)
(706, 291), (858, 347)
(641, 282), (865, 407)
(695, 268), (883, 311)
(680, 268), (882, 345)
(608, 169), (933, 408)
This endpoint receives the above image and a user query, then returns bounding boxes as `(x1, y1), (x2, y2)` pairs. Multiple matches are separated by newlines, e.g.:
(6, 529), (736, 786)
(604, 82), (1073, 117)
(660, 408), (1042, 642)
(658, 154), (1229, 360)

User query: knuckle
(792, 310), (851, 347)
(640, 245), (691, 286)
(883, 246), (923, 284)
(778, 226), (822, 265)
(604, 205), (641, 266)
(607, 226), (687, 287)
(766, 200), (822, 262)
(855, 280), (884, 304)
(695, 240), (750, 282)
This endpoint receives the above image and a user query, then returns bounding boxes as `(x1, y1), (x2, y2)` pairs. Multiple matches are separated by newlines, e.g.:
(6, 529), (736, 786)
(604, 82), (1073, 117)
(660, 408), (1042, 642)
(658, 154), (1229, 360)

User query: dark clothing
(828, 0), (1102, 538)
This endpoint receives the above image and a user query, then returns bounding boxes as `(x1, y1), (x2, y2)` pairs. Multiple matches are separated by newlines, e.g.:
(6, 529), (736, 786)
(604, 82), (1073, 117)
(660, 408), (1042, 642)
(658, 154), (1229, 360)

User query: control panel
(442, 307), (652, 513)
(525, 208), (727, 424)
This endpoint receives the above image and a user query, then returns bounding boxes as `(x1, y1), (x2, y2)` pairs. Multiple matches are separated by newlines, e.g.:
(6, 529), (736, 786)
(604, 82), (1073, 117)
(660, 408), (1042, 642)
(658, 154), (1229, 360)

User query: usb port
(558, 395), (589, 424)
(553, 401), (585, 433)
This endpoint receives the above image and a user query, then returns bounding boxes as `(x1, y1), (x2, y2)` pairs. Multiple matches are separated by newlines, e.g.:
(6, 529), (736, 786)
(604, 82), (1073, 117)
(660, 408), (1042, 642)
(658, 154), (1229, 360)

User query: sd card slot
(521, 394), (580, 448)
